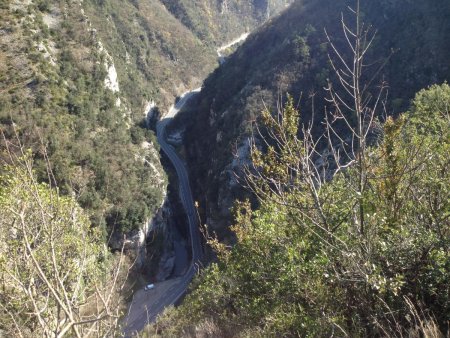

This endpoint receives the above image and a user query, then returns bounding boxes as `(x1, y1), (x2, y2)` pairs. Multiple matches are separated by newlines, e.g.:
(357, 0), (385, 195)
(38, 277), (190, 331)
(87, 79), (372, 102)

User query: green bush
(150, 84), (450, 336)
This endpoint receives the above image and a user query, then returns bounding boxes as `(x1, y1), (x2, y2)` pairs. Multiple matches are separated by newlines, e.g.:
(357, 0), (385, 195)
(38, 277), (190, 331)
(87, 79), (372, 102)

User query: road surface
(217, 32), (249, 63)
(122, 89), (203, 337)
(122, 33), (250, 335)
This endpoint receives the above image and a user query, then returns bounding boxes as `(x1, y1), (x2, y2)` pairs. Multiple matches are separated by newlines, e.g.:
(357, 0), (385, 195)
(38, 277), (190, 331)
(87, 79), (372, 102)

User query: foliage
(83, 0), (218, 112)
(176, 0), (450, 234)
(149, 84), (450, 337)
(0, 157), (124, 336)
(159, 0), (293, 45)
(0, 0), (167, 234)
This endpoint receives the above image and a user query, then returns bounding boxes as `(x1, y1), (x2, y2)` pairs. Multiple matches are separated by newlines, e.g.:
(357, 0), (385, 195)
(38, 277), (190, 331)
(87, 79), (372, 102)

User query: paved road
(122, 33), (249, 335)
(122, 89), (203, 337)
(217, 32), (249, 64)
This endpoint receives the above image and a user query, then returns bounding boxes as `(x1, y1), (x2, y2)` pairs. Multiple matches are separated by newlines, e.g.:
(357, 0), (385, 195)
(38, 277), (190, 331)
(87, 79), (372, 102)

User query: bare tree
(0, 133), (129, 337)
(243, 0), (390, 240)
(238, 2), (450, 336)
(238, 4), (392, 324)
(323, 0), (390, 235)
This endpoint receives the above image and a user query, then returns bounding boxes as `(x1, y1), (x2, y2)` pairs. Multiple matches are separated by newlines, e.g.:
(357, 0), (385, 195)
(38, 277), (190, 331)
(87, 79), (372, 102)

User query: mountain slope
(1, 0), (289, 237)
(84, 0), (218, 112)
(175, 0), (450, 238)
(159, 0), (293, 45)
(0, 0), (175, 236)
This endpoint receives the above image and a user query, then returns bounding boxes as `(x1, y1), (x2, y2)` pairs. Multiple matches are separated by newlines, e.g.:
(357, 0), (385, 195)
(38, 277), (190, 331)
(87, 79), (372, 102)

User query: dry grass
(192, 318), (226, 338)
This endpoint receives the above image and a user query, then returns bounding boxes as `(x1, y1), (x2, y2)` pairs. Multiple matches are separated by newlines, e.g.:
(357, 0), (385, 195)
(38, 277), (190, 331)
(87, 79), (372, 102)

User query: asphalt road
(122, 89), (203, 337)
(122, 34), (249, 336)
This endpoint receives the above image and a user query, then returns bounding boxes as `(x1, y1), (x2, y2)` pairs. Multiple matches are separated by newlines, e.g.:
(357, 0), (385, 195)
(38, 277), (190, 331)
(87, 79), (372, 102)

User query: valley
(0, 0), (291, 336)
(124, 33), (252, 335)
(1, 0), (449, 337)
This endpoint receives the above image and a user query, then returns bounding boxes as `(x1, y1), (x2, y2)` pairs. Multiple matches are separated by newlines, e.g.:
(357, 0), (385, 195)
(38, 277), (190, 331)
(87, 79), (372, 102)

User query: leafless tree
(242, 0), (390, 239)
(323, 0), (390, 235)
(0, 131), (130, 337)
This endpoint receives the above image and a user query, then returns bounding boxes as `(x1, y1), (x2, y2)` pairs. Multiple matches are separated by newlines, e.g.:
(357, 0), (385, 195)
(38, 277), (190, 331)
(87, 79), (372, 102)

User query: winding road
(122, 89), (203, 337)
(217, 32), (249, 64)
(123, 33), (249, 336)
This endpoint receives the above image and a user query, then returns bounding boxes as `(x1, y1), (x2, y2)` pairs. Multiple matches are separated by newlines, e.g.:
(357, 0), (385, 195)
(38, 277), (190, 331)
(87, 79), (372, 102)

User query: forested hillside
(159, 0), (292, 44)
(149, 83), (450, 336)
(0, 0), (285, 237)
(174, 0), (450, 239)
(0, 0), (291, 335)
(84, 0), (216, 113)
(0, 0), (171, 237)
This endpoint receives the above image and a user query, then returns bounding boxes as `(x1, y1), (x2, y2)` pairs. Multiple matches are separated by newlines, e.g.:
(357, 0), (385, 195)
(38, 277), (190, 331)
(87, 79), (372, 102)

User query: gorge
(1, 0), (449, 337)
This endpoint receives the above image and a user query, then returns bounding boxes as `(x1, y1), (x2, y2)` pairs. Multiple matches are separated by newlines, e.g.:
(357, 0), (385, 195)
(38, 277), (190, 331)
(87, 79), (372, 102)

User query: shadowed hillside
(174, 0), (450, 238)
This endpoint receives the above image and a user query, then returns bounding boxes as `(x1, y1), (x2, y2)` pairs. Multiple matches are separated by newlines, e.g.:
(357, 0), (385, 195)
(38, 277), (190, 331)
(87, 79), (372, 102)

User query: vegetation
(159, 0), (293, 45)
(175, 0), (450, 237)
(83, 0), (218, 112)
(146, 3), (450, 334)
(0, 155), (127, 336)
(0, 0), (169, 235)
(147, 82), (450, 338)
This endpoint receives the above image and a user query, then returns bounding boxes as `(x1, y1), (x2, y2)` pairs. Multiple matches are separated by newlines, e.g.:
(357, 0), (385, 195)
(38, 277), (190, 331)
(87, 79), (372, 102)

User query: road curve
(123, 33), (250, 336)
(217, 32), (249, 64)
(122, 89), (203, 337)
